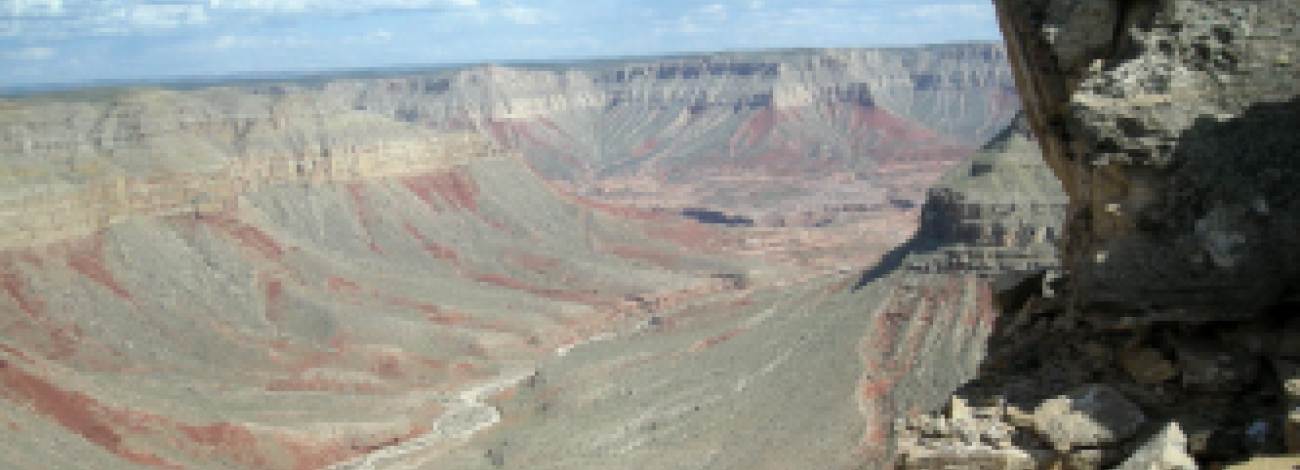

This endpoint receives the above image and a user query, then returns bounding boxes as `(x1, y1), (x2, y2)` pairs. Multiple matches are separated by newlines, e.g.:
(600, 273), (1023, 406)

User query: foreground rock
(901, 1), (1300, 470)
(994, 0), (1300, 318)
(1031, 384), (1145, 451)
(1113, 423), (1197, 470)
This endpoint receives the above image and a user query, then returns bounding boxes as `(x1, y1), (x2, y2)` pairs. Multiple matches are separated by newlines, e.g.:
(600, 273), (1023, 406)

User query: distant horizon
(1, 1), (1003, 92)
(1, 40), (1004, 97)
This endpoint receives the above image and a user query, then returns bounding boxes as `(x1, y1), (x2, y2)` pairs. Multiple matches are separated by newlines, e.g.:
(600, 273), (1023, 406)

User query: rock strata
(908, 113), (1067, 277)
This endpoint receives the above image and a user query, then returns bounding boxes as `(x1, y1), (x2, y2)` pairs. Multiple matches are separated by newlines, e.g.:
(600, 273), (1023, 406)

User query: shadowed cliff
(888, 3), (1300, 470)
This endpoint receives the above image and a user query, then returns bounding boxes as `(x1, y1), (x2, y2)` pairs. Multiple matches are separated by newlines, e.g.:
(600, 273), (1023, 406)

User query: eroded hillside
(305, 44), (1022, 268)
(0, 44), (1065, 470)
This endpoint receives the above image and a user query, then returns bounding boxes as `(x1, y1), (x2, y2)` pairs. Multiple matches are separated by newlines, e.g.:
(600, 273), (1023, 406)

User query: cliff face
(0, 89), (495, 250)
(994, 0), (1300, 318)
(891, 3), (1300, 470)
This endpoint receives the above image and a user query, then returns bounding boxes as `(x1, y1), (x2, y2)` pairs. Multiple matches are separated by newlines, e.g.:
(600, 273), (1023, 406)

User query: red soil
(64, 234), (134, 301)
(742, 108), (784, 146)
(0, 259), (44, 317)
(402, 222), (460, 261)
(206, 212), (286, 261)
(265, 278), (284, 324)
(631, 138), (658, 159)
(0, 359), (184, 469)
(850, 106), (944, 143)
(401, 169), (480, 213)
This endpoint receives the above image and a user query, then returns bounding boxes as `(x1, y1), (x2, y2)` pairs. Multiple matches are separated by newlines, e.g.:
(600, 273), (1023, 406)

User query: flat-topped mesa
(993, 0), (1300, 317)
(0, 87), (501, 251)
(911, 114), (1067, 276)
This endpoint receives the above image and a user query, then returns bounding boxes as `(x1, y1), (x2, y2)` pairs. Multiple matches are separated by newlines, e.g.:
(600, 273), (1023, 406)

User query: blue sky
(1, 0), (1001, 90)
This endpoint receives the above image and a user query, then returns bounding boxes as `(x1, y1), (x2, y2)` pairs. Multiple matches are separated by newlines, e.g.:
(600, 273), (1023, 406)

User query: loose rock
(1112, 422), (1198, 470)
(1120, 348), (1178, 385)
(1031, 384), (1146, 451)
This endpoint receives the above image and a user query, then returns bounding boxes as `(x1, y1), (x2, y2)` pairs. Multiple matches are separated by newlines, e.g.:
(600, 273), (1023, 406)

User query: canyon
(0, 42), (1045, 470)
(1, 2), (1297, 468)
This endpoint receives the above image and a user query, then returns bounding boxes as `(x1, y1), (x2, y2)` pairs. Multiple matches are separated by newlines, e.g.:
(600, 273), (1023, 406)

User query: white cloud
(500, 6), (552, 25)
(346, 29), (392, 43)
(127, 3), (210, 28)
(3, 46), (56, 60)
(210, 0), (475, 12)
(2, 0), (478, 37)
(213, 33), (313, 48)
(6, 0), (67, 17)
(901, 4), (991, 20)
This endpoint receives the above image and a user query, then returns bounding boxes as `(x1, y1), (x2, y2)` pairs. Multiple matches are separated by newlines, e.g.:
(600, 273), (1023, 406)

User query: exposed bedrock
(895, 2), (1300, 470)
(994, 0), (1300, 317)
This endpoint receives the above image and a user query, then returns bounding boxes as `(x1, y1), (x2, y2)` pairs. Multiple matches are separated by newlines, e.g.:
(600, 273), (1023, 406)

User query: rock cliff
(995, 0), (1300, 318)
(894, 2), (1300, 470)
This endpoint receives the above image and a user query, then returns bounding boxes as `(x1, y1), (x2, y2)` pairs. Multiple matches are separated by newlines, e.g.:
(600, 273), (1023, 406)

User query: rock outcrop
(994, 0), (1300, 318)
(898, 2), (1300, 470)
(910, 113), (1067, 276)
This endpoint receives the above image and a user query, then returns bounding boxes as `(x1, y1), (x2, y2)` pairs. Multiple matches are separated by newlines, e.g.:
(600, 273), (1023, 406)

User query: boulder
(1173, 340), (1258, 393)
(1031, 384), (1146, 451)
(1120, 348), (1178, 385)
(1062, 447), (1125, 470)
(899, 445), (1046, 470)
(1112, 422), (1198, 470)
(1224, 457), (1300, 470)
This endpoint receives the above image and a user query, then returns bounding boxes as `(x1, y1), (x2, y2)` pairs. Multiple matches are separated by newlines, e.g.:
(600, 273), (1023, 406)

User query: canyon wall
(324, 44), (1020, 216)
(0, 89), (497, 250)
(308, 44), (1021, 270)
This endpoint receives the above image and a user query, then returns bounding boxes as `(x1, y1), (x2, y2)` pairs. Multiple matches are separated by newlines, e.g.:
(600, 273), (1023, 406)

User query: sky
(0, 0), (1002, 90)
